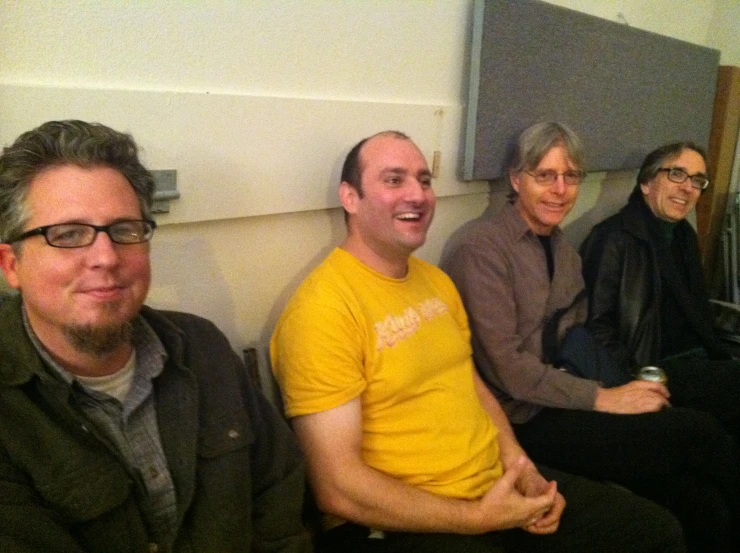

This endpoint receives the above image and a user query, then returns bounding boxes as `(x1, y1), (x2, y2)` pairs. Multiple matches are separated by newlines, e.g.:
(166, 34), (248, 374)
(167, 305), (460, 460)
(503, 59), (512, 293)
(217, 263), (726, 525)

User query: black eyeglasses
(525, 170), (584, 186)
(4, 220), (157, 248)
(656, 167), (709, 190)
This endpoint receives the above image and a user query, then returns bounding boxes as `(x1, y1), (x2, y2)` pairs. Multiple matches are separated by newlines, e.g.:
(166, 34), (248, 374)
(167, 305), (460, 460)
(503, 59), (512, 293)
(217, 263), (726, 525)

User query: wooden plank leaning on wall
(698, 65), (740, 297)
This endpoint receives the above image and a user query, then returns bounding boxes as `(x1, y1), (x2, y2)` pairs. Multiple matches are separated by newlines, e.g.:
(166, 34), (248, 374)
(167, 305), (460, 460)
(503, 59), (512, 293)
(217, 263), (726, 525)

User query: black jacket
(580, 196), (730, 370)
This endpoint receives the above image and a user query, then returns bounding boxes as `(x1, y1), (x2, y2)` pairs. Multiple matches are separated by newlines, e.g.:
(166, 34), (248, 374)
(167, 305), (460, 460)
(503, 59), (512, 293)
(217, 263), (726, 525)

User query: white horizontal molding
(0, 84), (487, 225)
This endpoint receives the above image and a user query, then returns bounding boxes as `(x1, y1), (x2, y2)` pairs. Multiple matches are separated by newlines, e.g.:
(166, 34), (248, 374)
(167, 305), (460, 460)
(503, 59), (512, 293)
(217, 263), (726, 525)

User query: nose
(86, 230), (121, 267)
(405, 178), (428, 203)
(678, 178), (694, 193)
(550, 175), (567, 195)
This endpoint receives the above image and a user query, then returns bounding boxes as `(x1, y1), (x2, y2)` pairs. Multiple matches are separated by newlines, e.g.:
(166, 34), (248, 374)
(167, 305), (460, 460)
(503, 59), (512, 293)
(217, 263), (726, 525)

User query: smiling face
(0, 164), (151, 365)
(340, 134), (435, 277)
(640, 148), (704, 223)
(510, 144), (579, 235)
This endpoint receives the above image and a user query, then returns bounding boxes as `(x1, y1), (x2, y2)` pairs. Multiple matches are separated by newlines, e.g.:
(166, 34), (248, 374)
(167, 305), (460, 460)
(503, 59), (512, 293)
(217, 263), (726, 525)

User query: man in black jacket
(581, 142), (740, 442)
(0, 120), (311, 553)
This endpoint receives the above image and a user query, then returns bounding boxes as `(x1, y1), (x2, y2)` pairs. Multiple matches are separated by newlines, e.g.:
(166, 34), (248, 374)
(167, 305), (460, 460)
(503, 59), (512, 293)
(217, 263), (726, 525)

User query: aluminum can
(636, 366), (667, 385)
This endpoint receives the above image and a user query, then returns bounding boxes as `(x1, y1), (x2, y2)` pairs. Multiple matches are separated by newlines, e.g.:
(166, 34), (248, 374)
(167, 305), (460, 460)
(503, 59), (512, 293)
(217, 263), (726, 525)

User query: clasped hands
(472, 455), (564, 535)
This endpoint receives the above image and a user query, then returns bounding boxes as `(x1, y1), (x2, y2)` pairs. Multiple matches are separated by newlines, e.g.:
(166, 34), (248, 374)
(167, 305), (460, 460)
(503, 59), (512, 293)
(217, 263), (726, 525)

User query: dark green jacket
(0, 295), (311, 553)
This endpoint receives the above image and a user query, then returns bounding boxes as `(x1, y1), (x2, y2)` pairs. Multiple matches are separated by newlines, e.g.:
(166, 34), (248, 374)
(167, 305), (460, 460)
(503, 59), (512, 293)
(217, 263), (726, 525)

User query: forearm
(293, 403), (491, 535)
(472, 371), (527, 466)
(294, 398), (561, 537)
(310, 456), (486, 535)
(592, 380), (670, 414)
(469, 376), (566, 536)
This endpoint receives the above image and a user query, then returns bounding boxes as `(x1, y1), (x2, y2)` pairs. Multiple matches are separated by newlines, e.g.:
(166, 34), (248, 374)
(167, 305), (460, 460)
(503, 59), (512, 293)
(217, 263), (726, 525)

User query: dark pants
(662, 356), (740, 443)
(318, 466), (685, 553)
(514, 406), (740, 553)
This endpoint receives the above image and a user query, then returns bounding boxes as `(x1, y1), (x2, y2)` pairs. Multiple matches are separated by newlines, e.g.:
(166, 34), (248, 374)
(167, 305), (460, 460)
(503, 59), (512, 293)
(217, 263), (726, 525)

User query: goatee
(63, 322), (133, 358)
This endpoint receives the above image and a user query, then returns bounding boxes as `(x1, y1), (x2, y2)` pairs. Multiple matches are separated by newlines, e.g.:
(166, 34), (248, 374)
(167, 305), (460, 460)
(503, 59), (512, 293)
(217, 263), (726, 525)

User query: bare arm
(472, 371), (526, 465)
(472, 372), (565, 534)
(293, 398), (556, 535)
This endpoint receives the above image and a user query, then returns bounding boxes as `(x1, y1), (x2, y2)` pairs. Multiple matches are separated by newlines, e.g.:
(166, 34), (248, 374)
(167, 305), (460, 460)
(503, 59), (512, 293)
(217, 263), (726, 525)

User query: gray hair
(0, 120), (155, 244)
(509, 122), (585, 174)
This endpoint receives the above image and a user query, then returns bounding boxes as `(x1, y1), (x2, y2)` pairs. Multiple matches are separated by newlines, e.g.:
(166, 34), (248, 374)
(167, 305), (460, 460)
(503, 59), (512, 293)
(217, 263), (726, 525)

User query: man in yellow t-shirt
(270, 131), (684, 553)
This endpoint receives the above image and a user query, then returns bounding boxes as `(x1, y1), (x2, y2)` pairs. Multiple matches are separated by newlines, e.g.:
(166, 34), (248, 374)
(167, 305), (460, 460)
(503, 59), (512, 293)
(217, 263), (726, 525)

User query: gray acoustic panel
(464, 0), (721, 180)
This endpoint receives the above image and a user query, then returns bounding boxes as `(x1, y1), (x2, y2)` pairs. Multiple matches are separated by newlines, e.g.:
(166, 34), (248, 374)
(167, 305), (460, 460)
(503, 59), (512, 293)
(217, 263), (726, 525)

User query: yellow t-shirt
(271, 248), (502, 500)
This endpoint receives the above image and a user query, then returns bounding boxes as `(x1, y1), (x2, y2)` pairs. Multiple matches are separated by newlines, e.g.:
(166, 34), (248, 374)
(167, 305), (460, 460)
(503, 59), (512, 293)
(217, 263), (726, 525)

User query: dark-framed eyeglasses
(3, 219), (157, 248)
(524, 170), (584, 186)
(656, 167), (709, 190)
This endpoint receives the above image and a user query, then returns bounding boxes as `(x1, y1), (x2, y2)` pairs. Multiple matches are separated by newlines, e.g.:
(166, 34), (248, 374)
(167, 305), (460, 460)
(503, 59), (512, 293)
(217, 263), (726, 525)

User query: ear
(640, 182), (651, 196)
(0, 244), (21, 289)
(509, 170), (521, 194)
(339, 181), (361, 215)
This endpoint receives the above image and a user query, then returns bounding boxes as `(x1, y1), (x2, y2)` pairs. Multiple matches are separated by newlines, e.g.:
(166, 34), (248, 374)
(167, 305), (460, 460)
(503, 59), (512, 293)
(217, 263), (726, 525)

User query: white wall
(545, 0), (715, 43)
(708, 1), (740, 65)
(1, 1), (736, 391)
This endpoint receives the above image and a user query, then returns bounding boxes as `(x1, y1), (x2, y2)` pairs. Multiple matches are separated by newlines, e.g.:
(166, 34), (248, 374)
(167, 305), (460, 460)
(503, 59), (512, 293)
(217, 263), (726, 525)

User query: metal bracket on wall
(151, 170), (180, 214)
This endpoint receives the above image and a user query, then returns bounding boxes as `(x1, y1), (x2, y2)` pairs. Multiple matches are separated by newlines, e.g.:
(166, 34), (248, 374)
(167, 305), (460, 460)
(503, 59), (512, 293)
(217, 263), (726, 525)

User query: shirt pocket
(30, 451), (132, 522)
(197, 405), (254, 459)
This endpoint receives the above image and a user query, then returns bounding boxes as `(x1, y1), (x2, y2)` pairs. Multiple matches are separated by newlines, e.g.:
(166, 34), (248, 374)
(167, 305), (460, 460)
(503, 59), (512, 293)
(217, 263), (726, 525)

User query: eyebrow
(380, 167), (406, 176)
(37, 216), (144, 226)
(670, 166), (707, 176)
(378, 166), (432, 181)
(383, 167), (432, 176)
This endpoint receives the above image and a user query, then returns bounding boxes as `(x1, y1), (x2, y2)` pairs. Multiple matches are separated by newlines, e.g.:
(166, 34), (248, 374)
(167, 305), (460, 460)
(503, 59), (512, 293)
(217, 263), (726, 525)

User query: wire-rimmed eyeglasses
(3, 219), (157, 248)
(524, 170), (584, 186)
(656, 167), (709, 190)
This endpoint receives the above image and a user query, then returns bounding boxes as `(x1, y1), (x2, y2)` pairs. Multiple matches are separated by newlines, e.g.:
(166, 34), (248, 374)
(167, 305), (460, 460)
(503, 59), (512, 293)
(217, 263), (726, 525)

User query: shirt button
(228, 429), (240, 439)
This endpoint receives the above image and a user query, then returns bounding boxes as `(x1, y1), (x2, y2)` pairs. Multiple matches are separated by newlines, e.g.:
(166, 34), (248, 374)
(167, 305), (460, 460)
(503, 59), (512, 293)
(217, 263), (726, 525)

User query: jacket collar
(0, 295), (47, 387)
(620, 195), (692, 243)
(0, 295), (188, 388)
